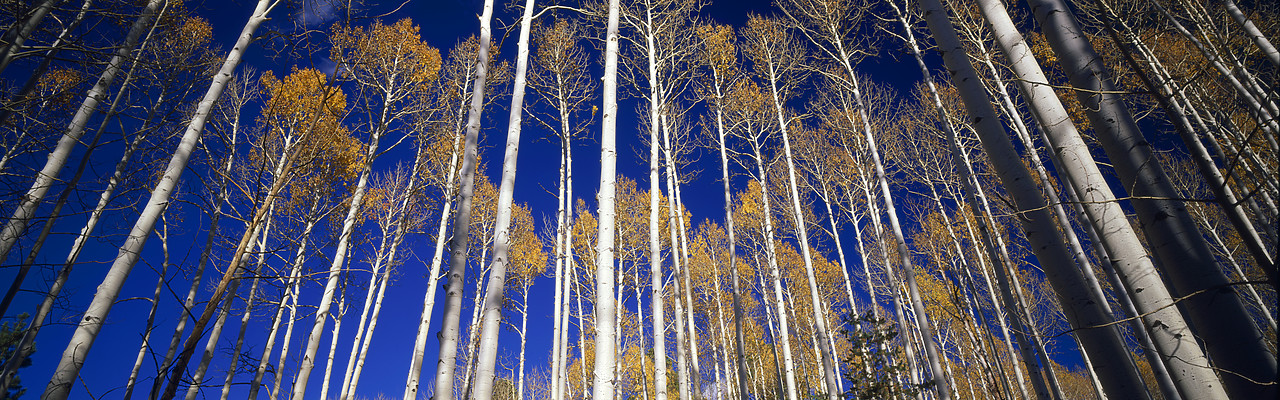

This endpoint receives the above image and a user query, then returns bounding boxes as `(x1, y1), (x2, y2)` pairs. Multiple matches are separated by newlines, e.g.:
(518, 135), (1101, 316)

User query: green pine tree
(840, 311), (929, 399)
(0, 313), (32, 399)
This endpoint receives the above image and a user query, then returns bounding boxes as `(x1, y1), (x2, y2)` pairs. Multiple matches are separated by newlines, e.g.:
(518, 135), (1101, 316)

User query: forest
(0, 0), (1275, 399)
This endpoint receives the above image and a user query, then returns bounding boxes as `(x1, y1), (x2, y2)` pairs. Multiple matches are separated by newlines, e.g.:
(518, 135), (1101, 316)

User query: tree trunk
(593, 0), (622, 398)
(0, 0), (67, 75)
(0, 0), (162, 271)
(43, 2), (275, 397)
(122, 217), (172, 400)
(762, 51), (841, 399)
(469, 1), (535, 397)
(920, 0), (1171, 398)
(432, 0), (494, 397)
(709, 64), (752, 397)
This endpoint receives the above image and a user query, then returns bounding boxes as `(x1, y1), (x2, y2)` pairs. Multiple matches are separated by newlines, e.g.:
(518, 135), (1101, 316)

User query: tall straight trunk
(0, 0), (66, 75)
(1219, 0), (1279, 68)
(559, 146), (577, 400)
(432, 0), (494, 397)
(671, 175), (703, 397)
(44, 2), (276, 398)
(0, 0), (163, 268)
(341, 260), (392, 399)
(550, 142), (568, 400)
(592, 0), (622, 398)
(1093, 0), (1275, 278)
(470, 1), (535, 397)
(673, 257), (691, 400)
(0, 0), (92, 129)
(404, 130), (465, 399)
(746, 135), (799, 400)
(317, 272), (349, 400)
(645, 26), (671, 400)
(339, 250), (388, 398)
(514, 285), (530, 400)
(1023, 0), (1277, 396)
(292, 128), (380, 400)
(122, 217), (171, 400)
(761, 59), (840, 398)
(919, 0), (1167, 398)
(708, 60), (751, 399)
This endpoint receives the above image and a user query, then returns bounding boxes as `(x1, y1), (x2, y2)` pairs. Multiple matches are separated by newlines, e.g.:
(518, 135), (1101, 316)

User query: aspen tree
(727, 80), (800, 400)
(1024, 0), (1277, 395)
(778, 2), (955, 395)
(693, 22), (752, 398)
(341, 165), (427, 399)
(916, 0), (1160, 398)
(404, 36), (493, 398)
(122, 214), (173, 400)
(593, 0), (622, 397)
(431, 0), (494, 397)
(43, 2), (280, 398)
(527, 18), (595, 400)
(0, 0), (163, 274)
(469, 1), (536, 397)
(749, 13), (874, 397)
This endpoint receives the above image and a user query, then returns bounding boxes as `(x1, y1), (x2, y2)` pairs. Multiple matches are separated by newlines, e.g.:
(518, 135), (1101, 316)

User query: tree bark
(1023, 0), (1277, 396)
(592, 0), (621, 398)
(43, 2), (276, 397)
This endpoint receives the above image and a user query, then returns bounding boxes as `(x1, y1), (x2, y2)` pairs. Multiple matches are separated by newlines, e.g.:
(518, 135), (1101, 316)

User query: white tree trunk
(123, 217), (171, 400)
(708, 56), (751, 400)
(593, 0), (622, 398)
(432, 1), (494, 397)
(763, 56), (841, 399)
(43, 2), (276, 397)
(470, 1), (535, 397)
(0, 0), (162, 268)
(0, 0), (66, 74)
(922, 0), (1179, 398)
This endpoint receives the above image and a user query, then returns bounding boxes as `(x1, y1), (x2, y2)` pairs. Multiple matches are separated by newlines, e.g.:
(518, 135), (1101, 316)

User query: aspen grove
(0, 0), (1276, 399)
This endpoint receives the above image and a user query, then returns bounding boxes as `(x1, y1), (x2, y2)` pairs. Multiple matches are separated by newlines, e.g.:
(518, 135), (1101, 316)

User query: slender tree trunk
(0, 0), (162, 269)
(404, 132), (465, 399)
(762, 53), (841, 399)
(469, 1), (535, 397)
(432, 1), (494, 397)
(123, 217), (171, 400)
(0, 0), (67, 75)
(592, 1), (622, 399)
(749, 140), (800, 400)
(44, 2), (276, 397)
(709, 64), (751, 399)
(921, 1), (1170, 399)
(315, 270), (348, 400)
